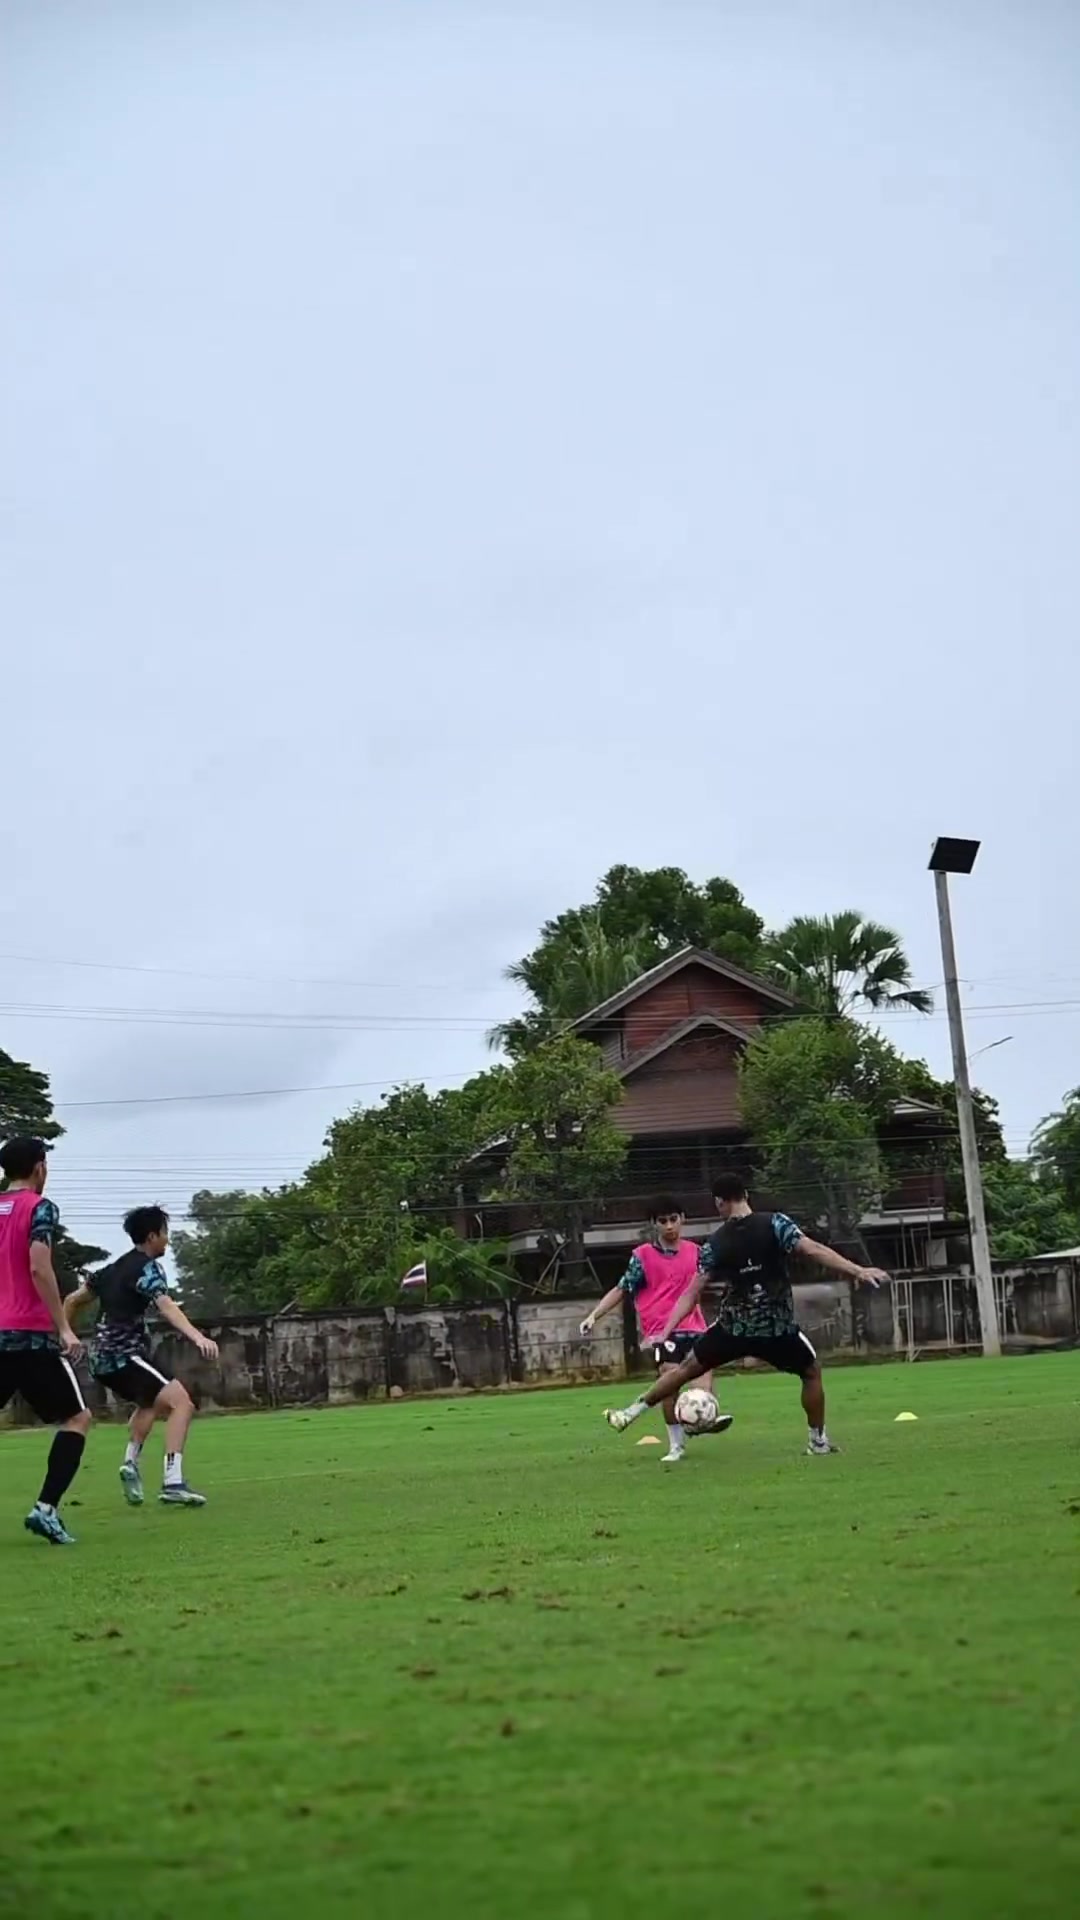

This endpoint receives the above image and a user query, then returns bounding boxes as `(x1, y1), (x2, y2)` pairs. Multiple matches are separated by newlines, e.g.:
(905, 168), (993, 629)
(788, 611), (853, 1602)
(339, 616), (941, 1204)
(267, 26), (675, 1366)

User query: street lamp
(928, 837), (1001, 1356)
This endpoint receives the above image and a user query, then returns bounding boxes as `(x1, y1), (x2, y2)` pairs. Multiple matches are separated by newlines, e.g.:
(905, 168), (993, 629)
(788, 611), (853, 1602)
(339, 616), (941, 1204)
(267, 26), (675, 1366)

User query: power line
(8, 995), (1080, 1044)
(51, 1069), (482, 1110)
(8, 944), (1080, 996)
(0, 952), (474, 993)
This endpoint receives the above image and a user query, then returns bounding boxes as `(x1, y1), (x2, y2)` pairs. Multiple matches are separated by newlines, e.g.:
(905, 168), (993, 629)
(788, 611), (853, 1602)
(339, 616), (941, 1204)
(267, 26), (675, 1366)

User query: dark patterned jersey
(87, 1250), (170, 1375)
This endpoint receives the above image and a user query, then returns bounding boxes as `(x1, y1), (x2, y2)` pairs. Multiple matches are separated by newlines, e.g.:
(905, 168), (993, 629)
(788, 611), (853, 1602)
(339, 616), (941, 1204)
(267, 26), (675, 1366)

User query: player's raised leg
(605, 1347), (710, 1431)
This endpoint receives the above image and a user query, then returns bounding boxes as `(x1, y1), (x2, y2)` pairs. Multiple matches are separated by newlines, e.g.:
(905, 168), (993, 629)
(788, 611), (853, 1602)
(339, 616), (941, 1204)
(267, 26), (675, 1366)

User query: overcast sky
(3, 0), (1078, 1253)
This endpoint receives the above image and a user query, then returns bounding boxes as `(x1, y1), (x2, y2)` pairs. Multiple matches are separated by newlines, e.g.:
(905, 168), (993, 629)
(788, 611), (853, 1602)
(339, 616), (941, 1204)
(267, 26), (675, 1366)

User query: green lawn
(1, 1356), (1078, 1920)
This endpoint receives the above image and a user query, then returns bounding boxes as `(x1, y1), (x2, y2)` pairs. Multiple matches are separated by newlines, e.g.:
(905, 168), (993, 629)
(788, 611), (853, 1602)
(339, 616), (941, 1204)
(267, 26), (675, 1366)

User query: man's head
(123, 1204), (170, 1258)
(0, 1136), (49, 1193)
(713, 1174), (751, 1220)
(648, 1196), (685, 1247)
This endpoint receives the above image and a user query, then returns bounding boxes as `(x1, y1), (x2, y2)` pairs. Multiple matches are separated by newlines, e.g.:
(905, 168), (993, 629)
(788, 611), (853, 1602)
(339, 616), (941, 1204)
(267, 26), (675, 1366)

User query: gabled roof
(571, 946), (797, 1034)
(619, 1012), (754, 1080)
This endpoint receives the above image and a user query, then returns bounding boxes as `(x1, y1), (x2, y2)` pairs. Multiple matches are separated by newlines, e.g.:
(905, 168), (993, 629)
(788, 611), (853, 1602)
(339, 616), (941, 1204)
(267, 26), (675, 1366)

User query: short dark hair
(713, 1174), (748, 1204)
(648, 1195), (684, 1220)
(123, 1205), (170, 1244)
(0, 1136), (49, 1181)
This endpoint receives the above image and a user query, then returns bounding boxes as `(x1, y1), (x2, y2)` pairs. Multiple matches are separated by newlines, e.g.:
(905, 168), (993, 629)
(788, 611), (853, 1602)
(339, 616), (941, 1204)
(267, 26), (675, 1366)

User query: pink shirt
(622, 1239), (707, 1342)
(0, 1187), (53, 1332)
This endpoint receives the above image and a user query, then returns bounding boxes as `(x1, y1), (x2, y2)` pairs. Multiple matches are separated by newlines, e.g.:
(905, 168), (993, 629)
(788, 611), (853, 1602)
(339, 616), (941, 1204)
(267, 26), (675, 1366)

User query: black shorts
(93, 1353), (173, 1409)
(0, 1346), (88, 1424)
(693, 1325), (818, 1379)
(650, 1333), (701, 1371)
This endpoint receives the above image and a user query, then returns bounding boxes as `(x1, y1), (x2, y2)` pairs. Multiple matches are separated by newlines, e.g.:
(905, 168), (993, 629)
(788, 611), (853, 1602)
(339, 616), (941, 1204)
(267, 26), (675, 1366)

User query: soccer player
(65, 1205), (218, 1508)
(0, 1135), (92, 1544)
(604, 1175), (889, 1455)
(580, 1195), (731, 1463)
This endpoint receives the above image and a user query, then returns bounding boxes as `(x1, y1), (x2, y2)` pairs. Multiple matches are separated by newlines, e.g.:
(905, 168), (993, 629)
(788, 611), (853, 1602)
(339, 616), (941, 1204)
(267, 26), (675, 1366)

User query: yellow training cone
(894, 1411), (919, 1422)
(636, 1434), (663, 1446)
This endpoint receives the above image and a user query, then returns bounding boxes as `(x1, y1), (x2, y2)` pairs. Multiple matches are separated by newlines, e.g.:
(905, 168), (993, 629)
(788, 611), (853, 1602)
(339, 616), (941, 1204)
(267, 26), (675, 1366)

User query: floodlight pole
(930, 840), (1001, 1357)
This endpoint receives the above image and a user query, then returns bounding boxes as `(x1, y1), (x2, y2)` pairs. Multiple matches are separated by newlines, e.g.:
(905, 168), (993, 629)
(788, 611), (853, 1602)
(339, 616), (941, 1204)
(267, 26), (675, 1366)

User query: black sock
(38, 1430), (86, 1510)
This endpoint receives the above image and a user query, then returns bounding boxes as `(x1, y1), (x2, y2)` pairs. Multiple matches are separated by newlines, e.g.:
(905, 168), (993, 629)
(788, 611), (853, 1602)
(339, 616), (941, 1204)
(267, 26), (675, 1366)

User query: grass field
(1, 1355), (1078, 1920)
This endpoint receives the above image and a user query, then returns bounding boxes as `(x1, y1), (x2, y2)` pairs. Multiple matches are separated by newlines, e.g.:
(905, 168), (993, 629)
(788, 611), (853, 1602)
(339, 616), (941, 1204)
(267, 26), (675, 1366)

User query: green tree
(763, 911), (933, 1016)
(739, 1016), (906, 1255)
(489, 865), (764, 1053)
(491, 1034), (627, 1286)
(490, 912), (655, 1055)
(592, 865), (763, 966)
(884, 1055), (1007, 1220)
(172, 1187), (322, 1316)
(892, 1057), (1006, 1162)
(308, 1076), (504, 1305)
(981, 1158), (1080, 1263)
(400, 1228), (515, 1305)
(174, 1076), (506, 1314)
(1031, 1088), (1080, 1216)
(0, 1048), (63, 1144)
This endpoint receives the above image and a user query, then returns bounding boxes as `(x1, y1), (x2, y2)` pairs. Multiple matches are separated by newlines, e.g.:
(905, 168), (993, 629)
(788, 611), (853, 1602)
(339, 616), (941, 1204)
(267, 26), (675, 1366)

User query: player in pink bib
(581, 1196), (730, 1462)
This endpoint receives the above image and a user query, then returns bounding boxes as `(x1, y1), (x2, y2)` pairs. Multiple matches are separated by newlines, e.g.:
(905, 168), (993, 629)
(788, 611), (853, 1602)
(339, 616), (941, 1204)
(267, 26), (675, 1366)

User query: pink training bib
(633, 1240), (707, 1341)
(0, 1188), (52, 1333)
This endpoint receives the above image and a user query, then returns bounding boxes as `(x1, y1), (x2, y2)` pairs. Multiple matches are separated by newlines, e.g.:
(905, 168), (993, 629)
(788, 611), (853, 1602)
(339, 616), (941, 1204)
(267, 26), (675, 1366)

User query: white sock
(124, 1440), (142, 1467)
(164, 1451), (183, 1487)
(666, 1422), (685, 1451)
(810, 1426), (826, 1442)
(625, 1399), (649, 1422)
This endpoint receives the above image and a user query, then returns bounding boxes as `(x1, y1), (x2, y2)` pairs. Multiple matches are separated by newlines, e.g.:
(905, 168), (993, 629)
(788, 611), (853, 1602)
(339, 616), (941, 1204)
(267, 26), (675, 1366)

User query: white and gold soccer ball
(675, 1387), (723, 1434)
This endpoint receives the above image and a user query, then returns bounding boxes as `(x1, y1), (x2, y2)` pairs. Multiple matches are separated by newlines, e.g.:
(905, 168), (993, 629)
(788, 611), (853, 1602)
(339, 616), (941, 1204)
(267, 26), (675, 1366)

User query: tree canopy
(0, 1048), (64, 1145)
(490, 1034), (627, 1284)
(489, 865), (764, 1053)
(1030, 1088), (1080, 1218)
(763, 911), (933, 1016)
(739, 1016), (906, 1255)
(171, 1041), (624, 1310)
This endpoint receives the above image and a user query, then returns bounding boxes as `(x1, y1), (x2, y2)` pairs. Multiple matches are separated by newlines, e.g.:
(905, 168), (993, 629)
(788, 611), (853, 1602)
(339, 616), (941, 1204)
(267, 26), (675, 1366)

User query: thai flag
(401, 1260), (428, 1290)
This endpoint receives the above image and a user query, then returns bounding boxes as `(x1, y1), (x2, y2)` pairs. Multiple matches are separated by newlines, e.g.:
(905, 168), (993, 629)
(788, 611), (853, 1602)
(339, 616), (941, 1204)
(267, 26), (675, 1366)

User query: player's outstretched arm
(798, 1236), (889, 1288)
(63, 1283), (93, 1330)
(657, 1271), (705, 1345)
(580, 1286), (624, 1336)
(156, 1292), (220, 1362)
(28, 1242), (83, 1358)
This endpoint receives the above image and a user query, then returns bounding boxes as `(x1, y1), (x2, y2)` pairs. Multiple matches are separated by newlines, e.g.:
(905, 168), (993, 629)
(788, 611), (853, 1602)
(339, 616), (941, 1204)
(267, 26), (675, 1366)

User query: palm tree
(487, 911), (658, 1055)
(763, 911), (933, 1017)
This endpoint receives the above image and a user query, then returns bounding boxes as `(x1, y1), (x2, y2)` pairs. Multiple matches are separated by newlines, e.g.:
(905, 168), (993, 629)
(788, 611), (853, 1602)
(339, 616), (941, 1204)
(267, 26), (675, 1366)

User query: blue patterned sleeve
(29, 1198), (59, 1245)
(697, 1239), (715, 1275)
(772, 1213), (803, 1253)
(617, 1254), (647, 1297)
(136, 1258), (171, 1301)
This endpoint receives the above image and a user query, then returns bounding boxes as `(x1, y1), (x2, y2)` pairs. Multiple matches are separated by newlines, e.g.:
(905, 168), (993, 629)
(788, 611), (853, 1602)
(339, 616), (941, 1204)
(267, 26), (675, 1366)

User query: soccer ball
(675, 1387), (723, 1434)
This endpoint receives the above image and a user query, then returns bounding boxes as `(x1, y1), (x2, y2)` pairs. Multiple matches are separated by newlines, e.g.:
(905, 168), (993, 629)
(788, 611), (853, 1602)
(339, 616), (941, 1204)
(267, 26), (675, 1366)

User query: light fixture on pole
(928, 836), (1001, 1357)
(967, 1035), (1013, 1064)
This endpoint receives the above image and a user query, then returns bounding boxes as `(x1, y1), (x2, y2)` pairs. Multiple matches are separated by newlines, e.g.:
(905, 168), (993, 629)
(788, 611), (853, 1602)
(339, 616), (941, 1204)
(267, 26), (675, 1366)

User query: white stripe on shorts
(129, 1355), (171, 1389)
(797, 1330), (817, 1365)
(60, 1356), (87, 1412)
